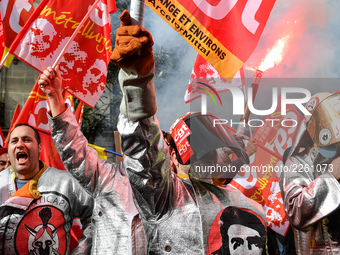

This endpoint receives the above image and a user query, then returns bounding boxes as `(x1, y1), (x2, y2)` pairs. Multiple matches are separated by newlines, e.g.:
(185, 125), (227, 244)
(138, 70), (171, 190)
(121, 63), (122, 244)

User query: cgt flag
(146, 0), (276, 80)
(225, 125), (290, 236)
(8, 0), (116, 108)
(0, 0), (35, 67)
(185, 54), (245, 103)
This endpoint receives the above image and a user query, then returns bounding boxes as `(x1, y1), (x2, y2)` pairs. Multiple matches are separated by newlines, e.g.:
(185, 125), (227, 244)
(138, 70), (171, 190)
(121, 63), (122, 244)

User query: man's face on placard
(227, 224), (262, 255)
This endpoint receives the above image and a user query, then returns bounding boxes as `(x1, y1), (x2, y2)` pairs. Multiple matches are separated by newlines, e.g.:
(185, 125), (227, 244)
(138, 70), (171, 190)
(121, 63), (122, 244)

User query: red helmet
(165, 112), (249, 165)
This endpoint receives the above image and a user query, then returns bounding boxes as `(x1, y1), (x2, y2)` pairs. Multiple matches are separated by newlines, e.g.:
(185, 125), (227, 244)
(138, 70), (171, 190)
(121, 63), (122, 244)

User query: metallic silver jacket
(49, 108), (140, 255)
(280, 123), (340, 254)
(0, 164), (93, 254)
(117, 67), (268, 254)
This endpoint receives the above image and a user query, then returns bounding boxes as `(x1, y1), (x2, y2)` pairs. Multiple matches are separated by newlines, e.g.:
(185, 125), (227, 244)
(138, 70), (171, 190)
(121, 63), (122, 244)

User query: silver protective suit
(116, 65), (268, 254)
(0, 163), (93, 254)
(48, 109), (142, 255)
(280, 122), (340, 254)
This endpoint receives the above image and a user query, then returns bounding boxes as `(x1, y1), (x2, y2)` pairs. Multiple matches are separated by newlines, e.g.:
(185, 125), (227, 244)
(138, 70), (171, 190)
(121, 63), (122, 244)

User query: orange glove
(110, 10), (154, 76)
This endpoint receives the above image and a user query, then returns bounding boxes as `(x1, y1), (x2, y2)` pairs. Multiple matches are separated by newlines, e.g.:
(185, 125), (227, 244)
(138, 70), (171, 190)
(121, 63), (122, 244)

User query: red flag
(8, 0), (116, 107)
(62, 89), (75, 113)
(0, 0), (35, 67)
(4, 104), (21, 145)
(253, 98), (304, 156)
(75, 100), (85, 127)
(9, 81), (65, 169)
(224, 125), (289, 236)
(69, 218), (83, 253)
(11, 104), (21, 127)
(0, 17), (4, 60)
(185, 54), (245, 103)
(146, 0), (276, 80)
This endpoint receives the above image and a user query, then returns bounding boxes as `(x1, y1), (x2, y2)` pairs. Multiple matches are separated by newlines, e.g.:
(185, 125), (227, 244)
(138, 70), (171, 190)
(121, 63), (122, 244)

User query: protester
(0, 123), (93, 254)
(280, 92), (340, 254)
(111, 10), (267, 254)
(40, 70), (143, 253)
(0, 147), (10, 171)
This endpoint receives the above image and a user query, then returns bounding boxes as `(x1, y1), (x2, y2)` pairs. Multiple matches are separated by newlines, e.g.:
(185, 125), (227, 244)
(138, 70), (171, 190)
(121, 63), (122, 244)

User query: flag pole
(52, 0), (101, 68)
(130, 0), (145, 55)
(0, 52), (10, 70)
(130, 0), (145, 27)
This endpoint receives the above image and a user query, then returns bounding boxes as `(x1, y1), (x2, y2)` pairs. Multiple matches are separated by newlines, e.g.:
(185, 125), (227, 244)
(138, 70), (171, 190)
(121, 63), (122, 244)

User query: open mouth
(16, 152), (28, 164)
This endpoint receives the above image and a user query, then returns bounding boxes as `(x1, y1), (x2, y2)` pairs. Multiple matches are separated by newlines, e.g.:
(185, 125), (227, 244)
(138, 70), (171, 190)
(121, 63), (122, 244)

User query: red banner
(0, 18), (4, 60)
(146, 0), (276, 80)
(8, 0), (116, 107)
(0, 0), (35, 66)
(185, 54), (245, 103)
(225, 125), (289, 236)
(75, 100), (85, 126)
(253, 98), (304, 156)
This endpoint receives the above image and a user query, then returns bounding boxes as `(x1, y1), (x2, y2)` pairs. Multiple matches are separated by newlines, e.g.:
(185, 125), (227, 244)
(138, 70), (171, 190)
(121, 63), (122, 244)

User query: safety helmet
(304, 92), (332, 121)
(307, 93), (340, 158)
(164, 112), (249, 165)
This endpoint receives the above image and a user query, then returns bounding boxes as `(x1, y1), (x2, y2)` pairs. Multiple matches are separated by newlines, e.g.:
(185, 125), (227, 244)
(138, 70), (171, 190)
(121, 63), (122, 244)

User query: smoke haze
(112, 0), (340, 130)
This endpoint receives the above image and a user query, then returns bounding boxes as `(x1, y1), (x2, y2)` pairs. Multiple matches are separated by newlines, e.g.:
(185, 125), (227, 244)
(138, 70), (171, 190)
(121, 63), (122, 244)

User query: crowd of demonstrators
(110, 10), (268, 254)
(0, 147), (10, 172)
(0, 123), (93, 254)
(280, 92), (340, 254)
(38, 10), (268, 255)
(5, 7), (340, 255)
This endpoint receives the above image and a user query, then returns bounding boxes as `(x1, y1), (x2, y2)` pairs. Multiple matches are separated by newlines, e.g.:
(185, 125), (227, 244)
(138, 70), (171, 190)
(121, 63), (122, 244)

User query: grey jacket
(117, 66), (268, 254)
(0, 163), (93, 254)
(280, 123), (340, 254)
(49, 109), (141, 255)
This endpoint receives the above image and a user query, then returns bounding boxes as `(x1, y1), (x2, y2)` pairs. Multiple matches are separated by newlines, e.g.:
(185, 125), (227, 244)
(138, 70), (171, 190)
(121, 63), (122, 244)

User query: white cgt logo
(193, 0), (262, 34)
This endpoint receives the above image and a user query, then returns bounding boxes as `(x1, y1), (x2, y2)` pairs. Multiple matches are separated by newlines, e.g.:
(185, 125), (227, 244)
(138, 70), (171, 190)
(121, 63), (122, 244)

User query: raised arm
(112, 10), (175, 221)
(38, 65), (66, 117)
(40, 66), (124, 196)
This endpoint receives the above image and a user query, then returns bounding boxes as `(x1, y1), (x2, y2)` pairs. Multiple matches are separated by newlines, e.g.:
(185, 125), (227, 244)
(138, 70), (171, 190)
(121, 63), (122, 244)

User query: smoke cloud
(112, 0), (340, 130)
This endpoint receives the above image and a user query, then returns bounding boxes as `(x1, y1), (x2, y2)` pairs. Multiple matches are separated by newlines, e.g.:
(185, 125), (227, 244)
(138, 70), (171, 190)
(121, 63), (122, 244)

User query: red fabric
(4, 104), (20, 145)
(253, 98), (304, 156)
(226, 125), (289, 236)
(0, 17), (4, 59)
(0, 0), (35, 48)
(62, 89), (75, 113)
(185, 54), (245, 103)
(146, 0), (276, 79)
(69, 218), (83, 252)
(75, 100), (85, 127)
(8, 0), (116, 108)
